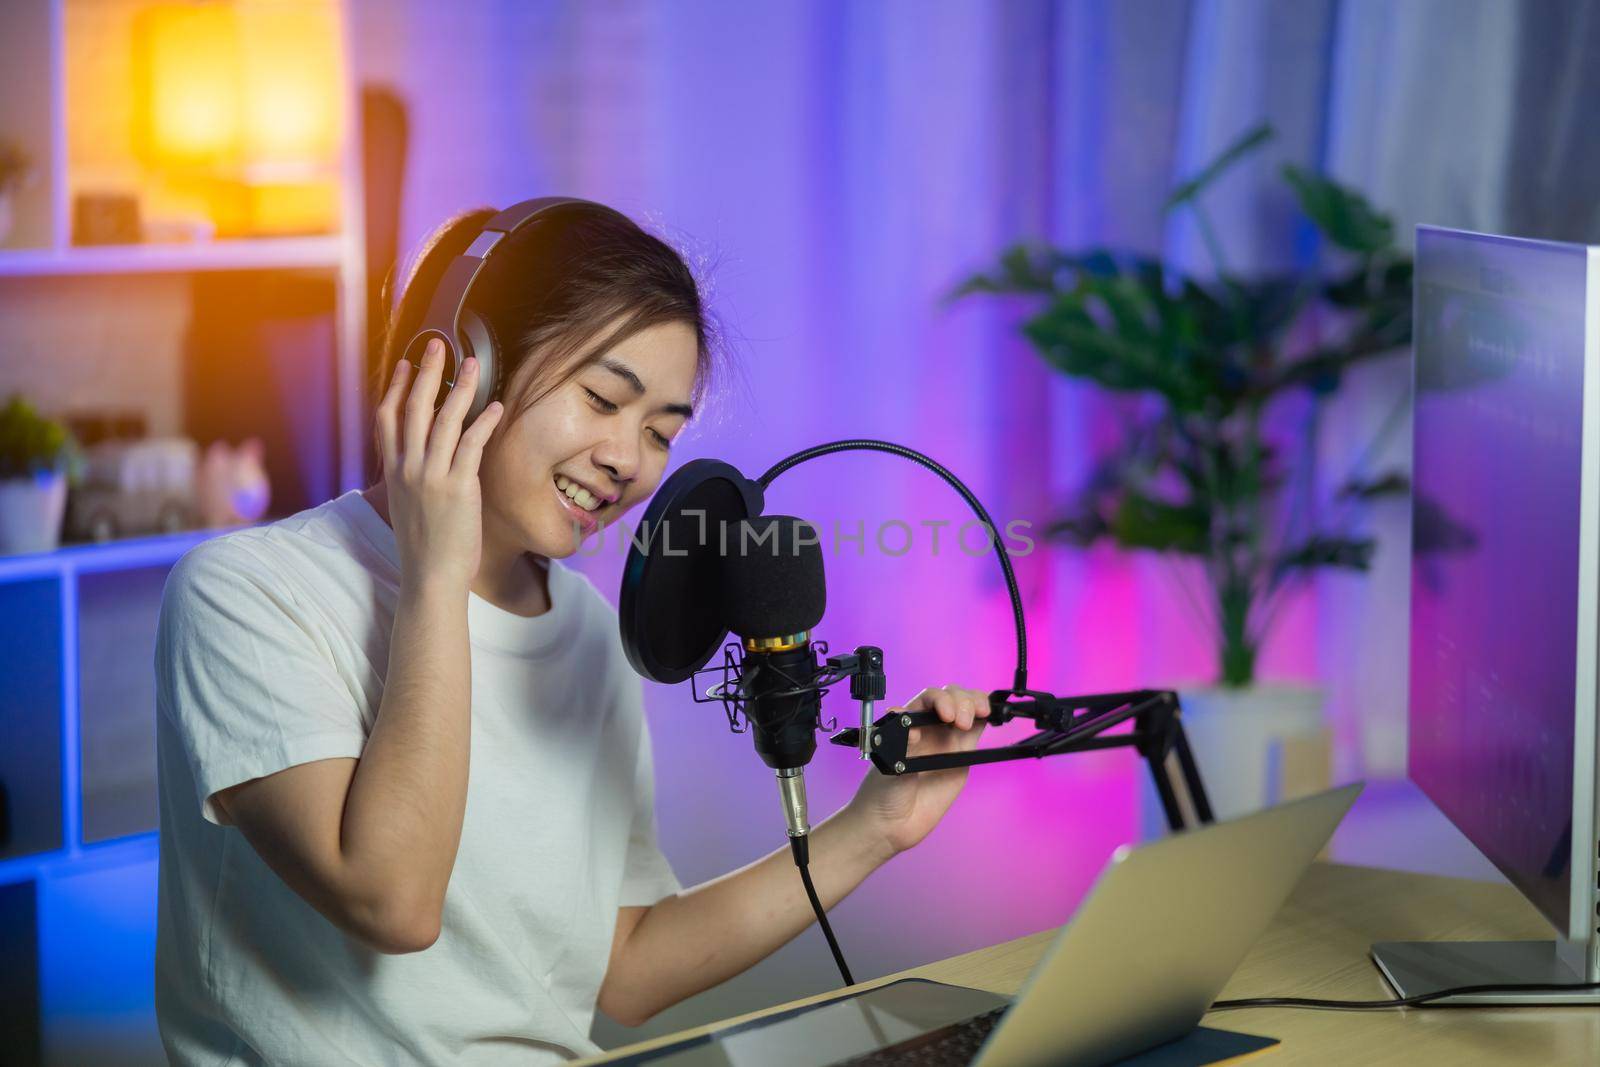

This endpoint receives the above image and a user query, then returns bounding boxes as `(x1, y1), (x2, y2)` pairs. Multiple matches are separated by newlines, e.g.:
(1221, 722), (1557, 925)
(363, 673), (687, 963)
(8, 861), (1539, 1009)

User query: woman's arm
(213, 342), (503, 954)
(598, 685), (991, 1025)
(596, 804), (894, 1027)
(215, 579), (471, 953)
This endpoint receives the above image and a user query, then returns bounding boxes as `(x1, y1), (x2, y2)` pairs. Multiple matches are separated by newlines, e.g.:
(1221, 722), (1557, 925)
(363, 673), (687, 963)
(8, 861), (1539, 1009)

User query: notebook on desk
(603, 784), (1361, 1067)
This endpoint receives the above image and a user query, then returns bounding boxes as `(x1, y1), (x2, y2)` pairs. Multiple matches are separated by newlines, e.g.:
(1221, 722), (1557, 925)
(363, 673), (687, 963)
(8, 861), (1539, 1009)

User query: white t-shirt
(154, 490), (680, 1066)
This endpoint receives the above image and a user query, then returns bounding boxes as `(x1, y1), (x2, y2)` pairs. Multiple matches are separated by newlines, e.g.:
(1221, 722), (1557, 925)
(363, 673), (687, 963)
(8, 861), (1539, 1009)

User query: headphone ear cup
(457, 309), (502, 426)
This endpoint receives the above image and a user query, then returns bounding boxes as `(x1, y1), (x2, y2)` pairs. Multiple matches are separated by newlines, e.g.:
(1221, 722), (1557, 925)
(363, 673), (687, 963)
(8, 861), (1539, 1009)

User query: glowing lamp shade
(132, 1), (345, 235)
(238, 6), (344, 166)
(133, 4), (244, 167)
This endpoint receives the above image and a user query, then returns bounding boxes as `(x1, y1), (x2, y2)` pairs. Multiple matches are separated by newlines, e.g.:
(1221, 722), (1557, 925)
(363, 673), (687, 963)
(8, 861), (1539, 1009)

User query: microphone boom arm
(756, 439), (1215, 835)
(828, 687), (1215, 833)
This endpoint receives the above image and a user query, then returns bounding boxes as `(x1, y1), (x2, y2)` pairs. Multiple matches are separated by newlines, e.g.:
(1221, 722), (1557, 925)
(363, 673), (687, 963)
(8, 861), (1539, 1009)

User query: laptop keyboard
(831, 1006), (1008, 1065)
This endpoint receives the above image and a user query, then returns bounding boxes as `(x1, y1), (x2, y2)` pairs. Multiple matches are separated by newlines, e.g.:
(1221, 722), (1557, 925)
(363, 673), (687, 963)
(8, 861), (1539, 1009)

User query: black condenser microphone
(720, 515), (827, 841)
(616, 463), (854, 985)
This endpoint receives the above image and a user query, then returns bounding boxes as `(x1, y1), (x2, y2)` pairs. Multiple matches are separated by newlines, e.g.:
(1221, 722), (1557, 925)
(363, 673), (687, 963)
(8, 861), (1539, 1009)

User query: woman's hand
(374, 339), (504, 595)
(844, 684), (991, 857)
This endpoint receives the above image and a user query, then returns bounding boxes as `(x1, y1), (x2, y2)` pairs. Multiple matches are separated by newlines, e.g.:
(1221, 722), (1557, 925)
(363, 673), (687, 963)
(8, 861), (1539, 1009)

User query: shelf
(0, 236), (345, 277)
(0, 3), (368, 1049)
(0, 527), (233, 584)
(0, 833), (156, 889)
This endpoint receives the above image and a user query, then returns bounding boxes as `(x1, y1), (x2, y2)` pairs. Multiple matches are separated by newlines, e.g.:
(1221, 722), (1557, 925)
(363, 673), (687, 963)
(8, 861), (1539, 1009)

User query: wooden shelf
(0, 236), (345, 277)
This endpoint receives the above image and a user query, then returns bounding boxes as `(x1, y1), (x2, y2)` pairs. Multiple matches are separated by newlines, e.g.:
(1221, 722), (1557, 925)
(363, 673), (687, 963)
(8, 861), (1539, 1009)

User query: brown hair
(375, 202), (717, 420)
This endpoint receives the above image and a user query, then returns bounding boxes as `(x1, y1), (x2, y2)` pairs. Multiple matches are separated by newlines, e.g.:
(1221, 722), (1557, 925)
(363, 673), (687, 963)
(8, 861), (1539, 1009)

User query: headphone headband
(400, 195), (633, 424)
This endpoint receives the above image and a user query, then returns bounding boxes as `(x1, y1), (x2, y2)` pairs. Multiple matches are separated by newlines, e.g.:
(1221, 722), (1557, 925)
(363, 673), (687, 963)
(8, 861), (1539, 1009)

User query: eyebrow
(598, 357), (694, 418)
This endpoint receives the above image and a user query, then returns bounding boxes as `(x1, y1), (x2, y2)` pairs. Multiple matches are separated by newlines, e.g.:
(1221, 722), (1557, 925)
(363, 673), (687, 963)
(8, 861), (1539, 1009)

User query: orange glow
(239, 5), (344, 166)
(242, 178), (340, 236)
(131, 1), (344, 235)
(133, 4), (244, 168)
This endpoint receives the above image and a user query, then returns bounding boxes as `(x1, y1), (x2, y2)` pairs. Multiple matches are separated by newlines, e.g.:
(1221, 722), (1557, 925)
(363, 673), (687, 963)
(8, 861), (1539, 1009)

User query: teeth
(554, 474), (602, 512)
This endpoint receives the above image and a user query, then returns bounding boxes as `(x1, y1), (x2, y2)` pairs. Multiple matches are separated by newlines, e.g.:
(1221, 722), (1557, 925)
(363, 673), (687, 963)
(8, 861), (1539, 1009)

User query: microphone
(720, 515), (827, 841)
(718, 513), (855, 984)
(613, 457), (880, 988)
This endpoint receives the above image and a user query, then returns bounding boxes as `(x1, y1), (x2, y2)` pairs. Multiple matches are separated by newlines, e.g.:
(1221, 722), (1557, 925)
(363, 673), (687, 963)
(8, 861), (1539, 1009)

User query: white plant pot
(1140, 681), (1331, 837)
(0, 472), (68, 554)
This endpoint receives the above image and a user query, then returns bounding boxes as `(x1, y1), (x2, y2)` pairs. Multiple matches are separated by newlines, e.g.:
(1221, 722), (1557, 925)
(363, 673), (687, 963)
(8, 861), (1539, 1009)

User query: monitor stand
(1372, 941), (1600, 1004)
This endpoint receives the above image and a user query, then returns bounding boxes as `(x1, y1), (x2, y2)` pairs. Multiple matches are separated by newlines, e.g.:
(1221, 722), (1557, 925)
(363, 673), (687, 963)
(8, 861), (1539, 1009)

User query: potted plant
(955, 125), (1412, 820)
(0, 395), (81, 554)
(0, 140), (34, 246)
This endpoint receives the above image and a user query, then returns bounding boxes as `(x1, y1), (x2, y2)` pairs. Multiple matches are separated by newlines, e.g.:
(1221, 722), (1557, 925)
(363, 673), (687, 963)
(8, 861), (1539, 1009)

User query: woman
(154, 200), (991, 1065)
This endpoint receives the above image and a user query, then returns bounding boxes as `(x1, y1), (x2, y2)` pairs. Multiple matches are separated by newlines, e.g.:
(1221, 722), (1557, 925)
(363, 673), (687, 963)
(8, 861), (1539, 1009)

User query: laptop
(605, 783), (1363, 1067)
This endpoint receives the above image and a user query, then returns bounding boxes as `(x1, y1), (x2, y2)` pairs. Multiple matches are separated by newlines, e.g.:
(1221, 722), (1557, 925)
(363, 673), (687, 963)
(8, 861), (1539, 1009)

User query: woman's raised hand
(844, 684), (991, 856)
(375, 338), (504, 595)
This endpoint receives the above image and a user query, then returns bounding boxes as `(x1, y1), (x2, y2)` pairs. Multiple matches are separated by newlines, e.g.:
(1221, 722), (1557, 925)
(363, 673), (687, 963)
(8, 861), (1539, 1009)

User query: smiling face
(477, 317), (700, 559)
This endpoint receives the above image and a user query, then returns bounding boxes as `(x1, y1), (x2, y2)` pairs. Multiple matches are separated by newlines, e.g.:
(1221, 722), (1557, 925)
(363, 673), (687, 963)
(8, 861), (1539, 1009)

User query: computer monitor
(1377, 225), (1600, 1002)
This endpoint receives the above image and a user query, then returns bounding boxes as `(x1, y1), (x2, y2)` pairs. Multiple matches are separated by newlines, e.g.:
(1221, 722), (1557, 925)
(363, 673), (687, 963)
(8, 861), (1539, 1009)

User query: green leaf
(1274, 535), (1375, 579)
(1260, 340), (1405, 396)
(1109, 492), (1210, 555)
(1024, 280), (1217, 411)
(1164, 123), (1274, 212)
(948, 243), (1062, 301)
(0, 393), (75, 479)
(1229, 275), (1310, 352)
(1325, 258), (1412, 308)
(1168, 276), (1310, 399)
(1042, 511), (1108, 547)
(1281, 165), (1395, 253)
(1175, 280), (1238, 346)
(947, 244), (1158, 303)
(1337, 471), (1410, 500)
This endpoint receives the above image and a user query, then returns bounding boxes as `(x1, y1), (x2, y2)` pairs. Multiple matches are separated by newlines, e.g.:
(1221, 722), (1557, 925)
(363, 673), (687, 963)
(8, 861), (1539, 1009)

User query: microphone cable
(757, 439), (1030, 695)
(789, 834), (855, 986)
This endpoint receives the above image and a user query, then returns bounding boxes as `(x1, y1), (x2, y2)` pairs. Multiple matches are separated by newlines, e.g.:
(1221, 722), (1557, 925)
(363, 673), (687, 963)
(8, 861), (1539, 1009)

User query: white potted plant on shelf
(955, 125), (1412, 822)
(0, 395), (81, 555)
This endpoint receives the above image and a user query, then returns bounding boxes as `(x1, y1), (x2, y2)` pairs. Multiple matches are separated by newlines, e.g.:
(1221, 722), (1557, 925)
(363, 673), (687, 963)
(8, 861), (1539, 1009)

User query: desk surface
(578, 863), (1599, 1066)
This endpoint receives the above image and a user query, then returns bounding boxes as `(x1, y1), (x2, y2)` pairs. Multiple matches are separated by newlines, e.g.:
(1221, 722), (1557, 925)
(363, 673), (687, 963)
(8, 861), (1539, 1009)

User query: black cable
(789, 835), (855, 986)
(757, 439), (1029, 694)
(1211, 980), (1600, 1012)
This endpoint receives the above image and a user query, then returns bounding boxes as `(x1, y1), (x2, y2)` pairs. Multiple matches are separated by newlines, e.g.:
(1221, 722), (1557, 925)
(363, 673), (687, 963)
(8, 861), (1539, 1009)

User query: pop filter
(619, 458), (765, 683)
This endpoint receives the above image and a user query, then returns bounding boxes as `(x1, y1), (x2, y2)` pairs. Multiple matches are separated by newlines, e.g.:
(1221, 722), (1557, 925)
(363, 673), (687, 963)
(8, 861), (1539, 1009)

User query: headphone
(398, 195), (633, 425)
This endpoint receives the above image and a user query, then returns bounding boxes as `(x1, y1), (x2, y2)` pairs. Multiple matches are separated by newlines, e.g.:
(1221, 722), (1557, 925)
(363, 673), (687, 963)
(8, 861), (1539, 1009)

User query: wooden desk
(579, 863), (1599, 1066)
